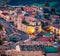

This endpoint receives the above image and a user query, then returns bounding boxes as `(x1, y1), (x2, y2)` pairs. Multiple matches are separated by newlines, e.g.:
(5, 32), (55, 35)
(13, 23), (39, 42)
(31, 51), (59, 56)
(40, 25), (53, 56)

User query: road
(0, 18), (29, 42)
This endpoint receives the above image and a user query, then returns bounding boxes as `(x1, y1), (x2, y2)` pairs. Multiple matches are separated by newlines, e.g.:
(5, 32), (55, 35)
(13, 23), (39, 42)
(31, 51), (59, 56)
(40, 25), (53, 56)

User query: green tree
(0, 0), (10, 7)
(0, 39), (3, 45)
(44, 2), (50, 7)
(22, 19), (29, 25)
(0, 25), (3, 31)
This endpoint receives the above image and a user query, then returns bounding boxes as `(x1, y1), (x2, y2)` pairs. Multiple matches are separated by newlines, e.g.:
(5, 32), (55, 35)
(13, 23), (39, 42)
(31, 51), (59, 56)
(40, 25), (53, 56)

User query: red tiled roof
(29, 11), (36, 15)
(37, 37), (52, 41)
(2, 13), (8, 15)
(19, 14), (24, 18)
(51, 15), (59, 19)
(24, 7), (35, 11)
(25, 16), (36, 21)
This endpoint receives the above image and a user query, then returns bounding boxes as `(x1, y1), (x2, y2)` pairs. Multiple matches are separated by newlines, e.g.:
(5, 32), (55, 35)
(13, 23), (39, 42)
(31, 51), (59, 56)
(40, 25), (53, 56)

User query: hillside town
(0, 2), (60, 56)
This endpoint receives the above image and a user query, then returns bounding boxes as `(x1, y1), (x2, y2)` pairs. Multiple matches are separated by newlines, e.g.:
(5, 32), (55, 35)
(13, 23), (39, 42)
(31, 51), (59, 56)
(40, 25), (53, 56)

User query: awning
(44, 46), (58, 53)
(44, 32), (51, 36)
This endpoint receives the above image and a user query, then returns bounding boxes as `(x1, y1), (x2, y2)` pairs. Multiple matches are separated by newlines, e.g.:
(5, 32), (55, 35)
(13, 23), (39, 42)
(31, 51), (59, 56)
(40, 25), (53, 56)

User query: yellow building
(45, 26), (60, 35)
(38, 26), (42, 32)
(27, 26), (35, 34)
(57, 29), (60, 35)
(8, 10), (14, 14)
(48, 26), (54, 32)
